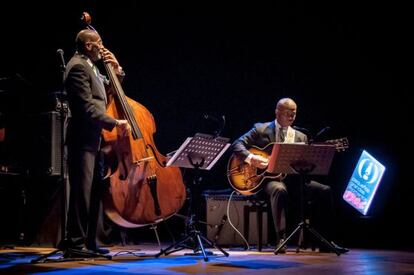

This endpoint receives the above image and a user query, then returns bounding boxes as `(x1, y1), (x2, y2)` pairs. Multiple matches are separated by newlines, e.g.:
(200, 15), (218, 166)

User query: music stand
(155, 133), (230, 262)
(268, 143), (341, 256)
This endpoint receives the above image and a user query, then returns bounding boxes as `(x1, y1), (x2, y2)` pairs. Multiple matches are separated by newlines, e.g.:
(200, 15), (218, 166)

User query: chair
(243, 197), (269, 251)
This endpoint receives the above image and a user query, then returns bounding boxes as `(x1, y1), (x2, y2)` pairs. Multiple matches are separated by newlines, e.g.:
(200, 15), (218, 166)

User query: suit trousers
(66, 147), (104, 248)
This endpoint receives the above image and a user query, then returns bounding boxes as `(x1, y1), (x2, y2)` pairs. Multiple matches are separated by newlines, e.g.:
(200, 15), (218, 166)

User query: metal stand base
(274, 220), (340, 256)
(31, 246), (112, 263)
(155, 219), (228, 262)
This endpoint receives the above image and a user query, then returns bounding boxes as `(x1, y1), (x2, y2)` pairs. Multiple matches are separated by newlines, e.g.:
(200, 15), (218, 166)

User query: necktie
(92, 64), (107, 104)
(92, 64), (99, 77)
(279, 128), (285, 142)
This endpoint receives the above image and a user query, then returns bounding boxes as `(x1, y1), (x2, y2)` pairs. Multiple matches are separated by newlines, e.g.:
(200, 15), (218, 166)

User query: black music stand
(267, 143), (341, 256)
(155, 133), (230, 262)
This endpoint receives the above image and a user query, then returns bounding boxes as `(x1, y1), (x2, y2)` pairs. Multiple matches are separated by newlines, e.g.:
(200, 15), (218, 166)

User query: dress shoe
(63, 246), (110, 258)
(57, 239), (83, 251)
(63, 248), (95, 258)
(86, 245), (110, 255)
(319, 241), (349, 254)
(275, 239), (287, 254)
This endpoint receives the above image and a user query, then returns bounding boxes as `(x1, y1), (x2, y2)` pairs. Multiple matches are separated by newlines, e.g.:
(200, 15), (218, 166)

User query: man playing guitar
(228, 98), (348, 254)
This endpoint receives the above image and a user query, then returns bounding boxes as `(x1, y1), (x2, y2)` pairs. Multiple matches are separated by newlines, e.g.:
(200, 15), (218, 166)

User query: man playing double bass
(64, 29), (130, 255)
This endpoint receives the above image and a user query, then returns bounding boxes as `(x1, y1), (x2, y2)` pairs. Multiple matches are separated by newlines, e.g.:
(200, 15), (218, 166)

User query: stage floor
(1, 244), (414, 274)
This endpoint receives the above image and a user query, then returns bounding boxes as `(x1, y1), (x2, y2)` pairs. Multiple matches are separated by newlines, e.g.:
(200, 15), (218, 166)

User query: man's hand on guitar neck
(246, 154), (269, 169)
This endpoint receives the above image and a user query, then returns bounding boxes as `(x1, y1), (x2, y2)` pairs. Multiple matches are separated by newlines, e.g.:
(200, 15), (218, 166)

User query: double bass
(82, 13), (186, 228)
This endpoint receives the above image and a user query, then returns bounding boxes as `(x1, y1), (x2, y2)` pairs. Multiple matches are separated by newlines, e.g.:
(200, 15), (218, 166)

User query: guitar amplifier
(28, 111), (65, 176)
(204, 194), (268, 246)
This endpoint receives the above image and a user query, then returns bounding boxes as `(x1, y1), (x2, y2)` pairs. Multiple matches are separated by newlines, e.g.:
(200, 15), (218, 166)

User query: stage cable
(226, 191), (250, 250)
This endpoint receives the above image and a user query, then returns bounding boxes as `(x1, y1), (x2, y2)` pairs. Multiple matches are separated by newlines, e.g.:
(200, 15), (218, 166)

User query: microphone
(310, 126), (331, 143)
(203, 114), (226, 137)
(315, 126), (331, 138)
(204, 114), (219, 121)
(216, 115), (226, 137)
(57, 49), (66, 70)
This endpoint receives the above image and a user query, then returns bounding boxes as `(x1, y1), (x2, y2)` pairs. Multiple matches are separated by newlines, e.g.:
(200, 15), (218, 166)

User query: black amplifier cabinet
(204, 194), (268, 246)
(29, 111), (63, 176)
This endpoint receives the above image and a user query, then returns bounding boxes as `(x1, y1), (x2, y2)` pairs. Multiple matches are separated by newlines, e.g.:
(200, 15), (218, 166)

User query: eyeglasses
(278, 109), (297, 117)
(87, 39), (103, 47)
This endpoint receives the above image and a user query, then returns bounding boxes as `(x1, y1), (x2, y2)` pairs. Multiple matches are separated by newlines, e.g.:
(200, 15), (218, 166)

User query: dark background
(0, 1), (410, 249)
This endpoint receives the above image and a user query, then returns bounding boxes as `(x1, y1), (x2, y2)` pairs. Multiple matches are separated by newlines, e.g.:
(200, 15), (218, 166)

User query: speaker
(29, 111), (63, 176)
(205, 194), (268, 246)
(0, 173), (25, 244)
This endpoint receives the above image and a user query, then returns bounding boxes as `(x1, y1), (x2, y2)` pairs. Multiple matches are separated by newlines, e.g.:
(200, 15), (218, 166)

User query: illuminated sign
(343, 150), (386, 215)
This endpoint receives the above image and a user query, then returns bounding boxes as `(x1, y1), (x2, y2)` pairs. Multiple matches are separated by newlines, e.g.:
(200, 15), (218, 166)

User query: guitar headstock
(324, 137), (349, 152)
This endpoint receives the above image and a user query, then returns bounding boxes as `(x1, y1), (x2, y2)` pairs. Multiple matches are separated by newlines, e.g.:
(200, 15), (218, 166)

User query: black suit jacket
(231, 121), (308, 161)
(65, 53), (117, 152)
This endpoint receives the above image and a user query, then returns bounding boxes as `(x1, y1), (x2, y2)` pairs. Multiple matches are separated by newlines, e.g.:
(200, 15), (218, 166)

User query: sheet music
(268, 143), (336, 175)
(166, 133), (230, 170)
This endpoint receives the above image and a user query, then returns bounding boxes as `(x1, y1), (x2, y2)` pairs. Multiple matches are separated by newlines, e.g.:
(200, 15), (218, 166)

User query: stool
(243, 199), (268, 251)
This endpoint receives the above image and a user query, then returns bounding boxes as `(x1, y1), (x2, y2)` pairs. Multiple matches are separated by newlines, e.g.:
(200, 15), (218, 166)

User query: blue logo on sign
(358, 158), (380, 184)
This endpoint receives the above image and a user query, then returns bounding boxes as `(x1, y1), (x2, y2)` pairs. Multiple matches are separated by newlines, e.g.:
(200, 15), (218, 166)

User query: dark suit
(231, 121), (334, 244)
(64, 53), (117, 249)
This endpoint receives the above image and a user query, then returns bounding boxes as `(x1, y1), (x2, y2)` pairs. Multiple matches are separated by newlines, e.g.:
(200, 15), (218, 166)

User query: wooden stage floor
(1, 244), (414, 274)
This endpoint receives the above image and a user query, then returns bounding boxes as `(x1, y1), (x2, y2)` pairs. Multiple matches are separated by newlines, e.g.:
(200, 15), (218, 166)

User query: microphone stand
(31, 49), (69, 263)
(309, 126), (331, 144)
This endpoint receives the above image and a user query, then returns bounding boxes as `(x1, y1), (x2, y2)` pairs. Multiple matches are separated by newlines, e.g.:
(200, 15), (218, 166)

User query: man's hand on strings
(115, 119), (131, 137)
(100, 48), (124, 75)
(250, 154), (269, 169)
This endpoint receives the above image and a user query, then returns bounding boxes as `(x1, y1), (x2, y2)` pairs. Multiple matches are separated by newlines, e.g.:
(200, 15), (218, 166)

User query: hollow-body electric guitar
(227, 138), (348, 195)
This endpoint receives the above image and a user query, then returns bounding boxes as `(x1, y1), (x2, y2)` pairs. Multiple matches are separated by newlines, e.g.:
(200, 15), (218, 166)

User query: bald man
(63, 29), (130, 256)
(231, 98), (347, 254)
